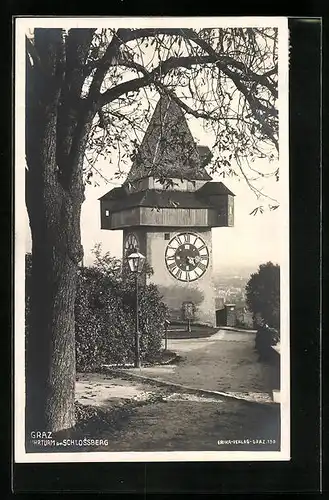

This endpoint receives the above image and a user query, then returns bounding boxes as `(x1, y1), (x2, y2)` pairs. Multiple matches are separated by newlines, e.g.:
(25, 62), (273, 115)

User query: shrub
(75, 245), (169, 371)
(246, 261), (280, 330)
(245, 262), (280, 360)
(255, 325), (280, 362)
(25, 247), (169, 373)
(75, 266), (133, 371)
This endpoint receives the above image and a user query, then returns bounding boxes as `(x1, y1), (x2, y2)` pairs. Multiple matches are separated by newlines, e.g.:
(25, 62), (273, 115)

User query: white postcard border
(14, 16), (290, 463)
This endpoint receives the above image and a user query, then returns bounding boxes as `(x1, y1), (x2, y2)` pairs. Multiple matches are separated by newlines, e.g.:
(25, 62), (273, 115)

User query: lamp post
(127, 250), (145, 368)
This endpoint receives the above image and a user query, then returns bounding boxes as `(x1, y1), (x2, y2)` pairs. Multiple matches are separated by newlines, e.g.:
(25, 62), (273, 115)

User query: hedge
(25, 251), (169, 372)
(75, 265), (169, 371)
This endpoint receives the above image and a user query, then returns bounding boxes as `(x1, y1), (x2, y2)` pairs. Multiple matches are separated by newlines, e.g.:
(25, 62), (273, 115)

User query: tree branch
(100, 48), (277, 118)
(100, 54), (276, 132)
(98, 53), (214, 107)
(26, 36), (41, 70)
(179, 28), (278, 107)
(55, 29), (97, 194)
(87, 28), (188, 101)
(88, 27), (278, 157)
(56, 28), (96, 182)
(64, 28), (96, 98)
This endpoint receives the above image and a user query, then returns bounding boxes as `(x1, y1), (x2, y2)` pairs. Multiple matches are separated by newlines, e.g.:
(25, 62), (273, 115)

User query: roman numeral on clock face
(174, 268), (183, 280)
(175, 235), (183, 245)
(188, 269), (197, 281)
(166, 255), (175, 261)
(197, 262), (207, 272)
(194, 267), (202, 276)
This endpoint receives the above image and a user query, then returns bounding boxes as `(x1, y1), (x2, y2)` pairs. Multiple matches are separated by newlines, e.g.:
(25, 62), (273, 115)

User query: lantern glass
(127, 251), (145, 273)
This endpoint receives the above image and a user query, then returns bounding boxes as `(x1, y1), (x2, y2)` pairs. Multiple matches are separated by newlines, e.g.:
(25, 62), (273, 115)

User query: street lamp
(127, 250), (145, 368)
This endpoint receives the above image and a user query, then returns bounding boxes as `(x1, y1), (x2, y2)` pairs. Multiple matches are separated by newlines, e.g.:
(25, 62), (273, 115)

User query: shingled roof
(108, 189), (213, 212)
(197, 181), (235, 197)
(98, 186), (126, 202)
(99, 181), (235, 210)
(125, 95), (212, 183)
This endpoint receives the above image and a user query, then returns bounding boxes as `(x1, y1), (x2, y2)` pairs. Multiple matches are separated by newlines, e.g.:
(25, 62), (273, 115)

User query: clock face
(124, 233), (139, 256)
(165, 232), (209, 282)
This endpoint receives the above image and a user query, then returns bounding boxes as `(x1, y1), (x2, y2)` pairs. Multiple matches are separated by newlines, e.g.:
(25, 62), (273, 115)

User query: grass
(165, 324), (219, 339)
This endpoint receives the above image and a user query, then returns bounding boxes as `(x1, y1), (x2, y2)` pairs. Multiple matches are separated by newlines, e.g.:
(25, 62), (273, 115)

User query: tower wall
(145, 228), (216, 327)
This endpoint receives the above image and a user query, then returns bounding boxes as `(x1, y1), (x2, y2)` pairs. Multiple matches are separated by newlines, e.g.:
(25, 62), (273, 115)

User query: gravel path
(119, 333), (278, 398)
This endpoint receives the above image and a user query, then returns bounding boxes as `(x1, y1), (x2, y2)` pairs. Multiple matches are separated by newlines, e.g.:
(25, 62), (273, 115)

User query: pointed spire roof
(125, 94), (212, 183)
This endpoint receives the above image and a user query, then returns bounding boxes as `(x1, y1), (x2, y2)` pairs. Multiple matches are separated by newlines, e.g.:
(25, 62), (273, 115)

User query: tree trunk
(26, 242), (77, 433)
(26, 164), (84, 434)
(25, 93), (85, 434)
(25, 29), (92, 434)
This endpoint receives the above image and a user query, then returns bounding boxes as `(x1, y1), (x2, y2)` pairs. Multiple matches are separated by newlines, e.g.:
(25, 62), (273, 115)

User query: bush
(245, 262), (280, 360)
(75, 246), (169, 371)
(25, 247), (169, 373)
(246, 262), (280, 330)
(255, 325), (280, 362)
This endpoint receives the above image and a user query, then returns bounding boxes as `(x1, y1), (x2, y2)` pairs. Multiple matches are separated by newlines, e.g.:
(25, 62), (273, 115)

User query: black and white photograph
(14, 17), (290, 463)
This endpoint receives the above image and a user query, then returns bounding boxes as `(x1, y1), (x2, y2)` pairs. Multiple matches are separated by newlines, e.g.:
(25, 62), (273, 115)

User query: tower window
(105, 210), (110, 217)
(164, 233), (170, 240)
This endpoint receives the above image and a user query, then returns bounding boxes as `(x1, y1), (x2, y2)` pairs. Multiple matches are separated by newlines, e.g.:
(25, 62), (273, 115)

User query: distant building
(215, 297), (225, 310)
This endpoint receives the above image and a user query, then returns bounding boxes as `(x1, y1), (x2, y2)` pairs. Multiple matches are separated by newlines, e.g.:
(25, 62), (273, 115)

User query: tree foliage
(26, 27), (279, 200)
(245, 261), (280, 329)
(89, 28), (278, 198)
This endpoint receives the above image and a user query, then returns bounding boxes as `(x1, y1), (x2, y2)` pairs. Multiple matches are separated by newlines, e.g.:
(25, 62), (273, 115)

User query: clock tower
(99, 95), (235, 327)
